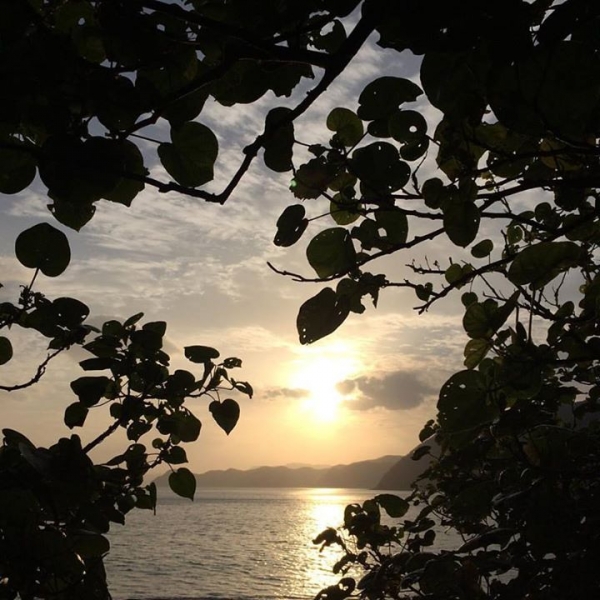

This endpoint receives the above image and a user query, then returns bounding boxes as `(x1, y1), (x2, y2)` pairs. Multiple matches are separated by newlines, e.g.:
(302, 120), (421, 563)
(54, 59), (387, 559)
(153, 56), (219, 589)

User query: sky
(0, 28), (468, 474)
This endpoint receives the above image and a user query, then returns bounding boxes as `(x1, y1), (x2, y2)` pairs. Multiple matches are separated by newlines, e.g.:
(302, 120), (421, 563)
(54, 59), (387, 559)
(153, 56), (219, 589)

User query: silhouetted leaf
(438, 370), (496, 447)
(471, 239), (493, 258)
(169, 467), (196, 500)
(70, 376), (110, 407)
(0, 337), (13, 365)
(307, 228), (356, 278)
(389, 110), (427, 143)
(411, 445), (431, 461)
(263, 107), (294, 172)
(291, 158), (335, 199)
(15, 223), (71, 277)
(443, 201), (480, 247)
(327, 107), (364, 146)
(164, 446), (187, 464)
(374, 494), (409, 517)
(274, 204), (308, 247)
(53, 297), (89, 327)
(64, 402), (89, 428)
(508, 242), (581, 289)
(223, 357), (242, 369)
(358, 77), (422, 120)
(184, 345), (220, 363)
(297, 288), (350, 344)
(158, 122), (218, 187)
(351, 142), (410, 194)
(0, 145), (36, 194)
(209, 398), (240, 435)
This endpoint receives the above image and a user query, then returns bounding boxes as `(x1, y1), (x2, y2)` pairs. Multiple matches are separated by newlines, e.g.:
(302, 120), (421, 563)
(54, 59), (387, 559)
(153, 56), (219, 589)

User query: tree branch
(0, 348), (65, 392)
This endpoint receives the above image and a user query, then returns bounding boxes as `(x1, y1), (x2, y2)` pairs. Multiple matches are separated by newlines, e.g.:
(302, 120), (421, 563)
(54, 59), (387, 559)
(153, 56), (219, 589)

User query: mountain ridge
(154, 453), (426, 490)
(154, 454), (409, 489)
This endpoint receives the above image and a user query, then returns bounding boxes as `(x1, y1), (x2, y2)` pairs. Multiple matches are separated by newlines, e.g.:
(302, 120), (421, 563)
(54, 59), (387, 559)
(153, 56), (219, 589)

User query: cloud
(261, 386), (310, 401)
(338, 370), (437, 411)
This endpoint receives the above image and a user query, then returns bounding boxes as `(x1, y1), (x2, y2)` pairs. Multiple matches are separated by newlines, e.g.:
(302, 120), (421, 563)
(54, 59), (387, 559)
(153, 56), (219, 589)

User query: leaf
(223, 357), (242, 369)
(374, 494), (409, 517)
(419, 420), (435, 442)
(47, 197), (96, 231)
(274, 204), (308, 247)
(327, 107), (364, 147)
(351, 142), (410, 195)
(70, 376), (110, 407)
(209, 399), (240, 435)
(463, 295), (518, 340)
(330, 192), (360, 226)
(233, 380), (253, 398)
(164, 371), (196, 399)
(39, 135), (122, 206)
(291, 158), (335, 199)
(463, 338), (491, 369)
(311, 19), (346, 52)
(389, 110), (427, 143)
(357, 77), (422, 120)
(102, 140), (146, 206)
(437, 370), (496, 447)
(508, 242), (581, 289)
(263, 107), (294, 172)
(158, 122), (218, 187)
(445, 263), (463, 285)
(123, 313), (144, 328)
(422, 178), (445, 209)
(0, 145), (37, 194)
(53, 297), (90, 327)
(443, 201), (480, 248)
(412, 445), (431, 461)
(374, 209), (408, 247)
(15, 223), (71, 277)
(306, 228), (356, 279)
(297, 288), (350, 344)
(0, 336), (13, 365)
(177, 412), (202, 442)
(169, 467), (196, 500)
(471, 239), (493, 258)
(64, 402), (89, 428)
(421, 50), (486, 119)
(184, 345), (220, 363)
(164, 446), (187, 464)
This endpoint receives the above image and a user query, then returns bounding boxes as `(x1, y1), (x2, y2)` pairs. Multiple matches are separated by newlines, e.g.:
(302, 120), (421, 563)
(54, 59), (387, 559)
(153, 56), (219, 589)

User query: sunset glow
(289, 345), (358, 423)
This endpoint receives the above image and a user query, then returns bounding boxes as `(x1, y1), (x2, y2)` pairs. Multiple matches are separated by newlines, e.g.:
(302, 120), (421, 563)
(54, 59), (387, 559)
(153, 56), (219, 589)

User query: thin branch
(0, 347), (65, 392)
(267, 227), (446, 283)
(82, 420), (121, 454)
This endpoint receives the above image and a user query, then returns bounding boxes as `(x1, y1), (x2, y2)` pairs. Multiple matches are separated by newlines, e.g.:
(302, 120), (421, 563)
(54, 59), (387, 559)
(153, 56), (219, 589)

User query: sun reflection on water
(107, 488), (394, 600)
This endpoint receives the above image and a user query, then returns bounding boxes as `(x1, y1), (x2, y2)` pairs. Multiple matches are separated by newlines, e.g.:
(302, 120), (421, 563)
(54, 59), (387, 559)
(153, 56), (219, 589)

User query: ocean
(105, 487), (415, 600)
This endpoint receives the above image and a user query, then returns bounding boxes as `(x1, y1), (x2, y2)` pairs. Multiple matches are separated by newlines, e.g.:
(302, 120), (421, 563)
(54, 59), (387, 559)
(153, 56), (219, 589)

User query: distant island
(154, 449), (432, 490)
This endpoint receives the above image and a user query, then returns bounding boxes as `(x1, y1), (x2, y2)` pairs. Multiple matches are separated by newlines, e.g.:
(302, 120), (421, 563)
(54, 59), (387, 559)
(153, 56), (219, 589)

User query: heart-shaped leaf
(15, 223), (71, 277)
(169, 467), (196, 500)
(209, 399), (240, 435)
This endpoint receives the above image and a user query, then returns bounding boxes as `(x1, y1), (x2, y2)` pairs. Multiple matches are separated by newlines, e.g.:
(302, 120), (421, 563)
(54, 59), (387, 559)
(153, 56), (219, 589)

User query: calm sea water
(106, 487), (414, 600)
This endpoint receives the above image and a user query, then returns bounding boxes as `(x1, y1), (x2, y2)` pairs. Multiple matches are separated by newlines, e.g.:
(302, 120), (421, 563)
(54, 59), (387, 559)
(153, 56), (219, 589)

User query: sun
(288, 344), (358, 424)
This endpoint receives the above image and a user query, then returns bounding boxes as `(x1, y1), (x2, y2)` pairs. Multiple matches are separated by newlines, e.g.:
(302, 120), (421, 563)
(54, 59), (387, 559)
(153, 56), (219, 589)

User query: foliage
(1, 229), (251, 598)
(283, 2), (600, 600)
(2, 0), (600, 598)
